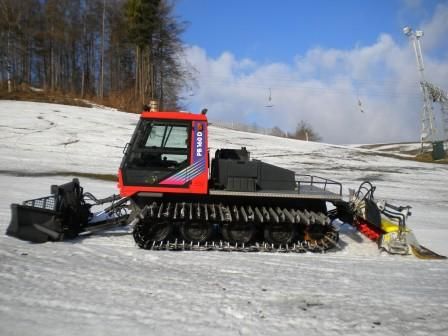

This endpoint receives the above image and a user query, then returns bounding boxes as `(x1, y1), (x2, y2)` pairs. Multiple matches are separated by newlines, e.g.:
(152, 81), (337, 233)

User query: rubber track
(132, 201), (340, 253)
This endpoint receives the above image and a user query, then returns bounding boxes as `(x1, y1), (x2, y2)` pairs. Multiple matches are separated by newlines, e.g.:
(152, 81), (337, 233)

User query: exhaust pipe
(149, 100), (158, 112)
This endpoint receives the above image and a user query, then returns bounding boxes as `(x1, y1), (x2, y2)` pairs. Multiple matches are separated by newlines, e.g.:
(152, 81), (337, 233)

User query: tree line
(0, 0), (191, 111)
(213, 119), (322, 142)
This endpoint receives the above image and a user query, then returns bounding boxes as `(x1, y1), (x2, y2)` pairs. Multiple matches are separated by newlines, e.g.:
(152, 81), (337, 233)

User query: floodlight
(415, 30), (424, 38)
(403, 26), (413, 36)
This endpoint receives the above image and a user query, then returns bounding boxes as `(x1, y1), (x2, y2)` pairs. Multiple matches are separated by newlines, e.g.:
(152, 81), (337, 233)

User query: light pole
(403, 26), (436, 145)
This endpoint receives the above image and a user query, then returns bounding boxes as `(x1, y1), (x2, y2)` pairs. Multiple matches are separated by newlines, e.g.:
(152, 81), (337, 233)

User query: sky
(174, 0), (448, 144)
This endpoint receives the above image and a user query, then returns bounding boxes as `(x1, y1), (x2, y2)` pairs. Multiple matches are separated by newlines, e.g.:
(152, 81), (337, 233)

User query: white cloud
(420, 4), (448, 51)
(183, 5), (448, 144)
(402, 0), (424, 10)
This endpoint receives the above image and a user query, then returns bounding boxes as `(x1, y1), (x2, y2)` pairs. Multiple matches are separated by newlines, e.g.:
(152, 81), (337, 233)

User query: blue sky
(174, 0), (448, 144)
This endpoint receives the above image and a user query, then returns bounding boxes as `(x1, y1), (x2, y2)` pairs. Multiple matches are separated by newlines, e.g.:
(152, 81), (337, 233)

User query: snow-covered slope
(0, 100), (447, 336)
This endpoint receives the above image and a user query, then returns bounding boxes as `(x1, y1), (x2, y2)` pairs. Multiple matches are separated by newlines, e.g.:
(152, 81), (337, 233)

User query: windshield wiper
(161, 126), (173, 148)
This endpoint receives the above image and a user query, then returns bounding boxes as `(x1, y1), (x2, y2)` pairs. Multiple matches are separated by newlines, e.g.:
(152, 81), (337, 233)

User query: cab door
(121, 119), (191, 187)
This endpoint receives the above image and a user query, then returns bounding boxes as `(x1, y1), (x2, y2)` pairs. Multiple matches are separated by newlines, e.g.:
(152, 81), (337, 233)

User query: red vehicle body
(118, 109), (343, 251)
(118, 111), (209, 197)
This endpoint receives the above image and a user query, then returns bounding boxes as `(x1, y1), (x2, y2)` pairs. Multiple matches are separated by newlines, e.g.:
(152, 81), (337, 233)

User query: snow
(0, 100), (447, 336)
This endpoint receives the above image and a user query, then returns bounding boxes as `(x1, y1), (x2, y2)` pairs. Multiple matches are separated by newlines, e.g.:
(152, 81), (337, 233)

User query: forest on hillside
(0, 0), (192, 111)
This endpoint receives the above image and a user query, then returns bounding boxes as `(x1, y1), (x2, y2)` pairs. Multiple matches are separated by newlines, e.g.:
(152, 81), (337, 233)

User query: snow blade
(6, 179), (90, 243)
(410, 244), (447, 260)
(406, 232), (447, 260)
(7, 203), (63, 243)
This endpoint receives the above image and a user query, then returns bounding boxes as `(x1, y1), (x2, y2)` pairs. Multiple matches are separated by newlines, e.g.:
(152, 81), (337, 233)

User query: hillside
(0, 100), (447, 336)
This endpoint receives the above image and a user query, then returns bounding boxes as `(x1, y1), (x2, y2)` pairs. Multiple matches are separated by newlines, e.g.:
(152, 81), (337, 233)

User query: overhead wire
(189, 78), (422, 99)
(187, 70), (423, 99)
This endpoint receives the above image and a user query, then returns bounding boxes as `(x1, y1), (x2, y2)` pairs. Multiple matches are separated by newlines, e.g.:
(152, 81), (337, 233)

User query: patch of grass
(0, 85), (142, 113)
(415, 152), (448, 164)
(0, 170), (117, 182)
(357, 142), (448, 164)
(64, 172), (118, 181)
(358, 147), (448, 165)
(0, 88), (92, 108)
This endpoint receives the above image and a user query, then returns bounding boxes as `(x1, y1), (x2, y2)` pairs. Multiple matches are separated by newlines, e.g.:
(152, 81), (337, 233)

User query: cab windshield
(131, 121), (189, 169)
(145, 124), (187, 150)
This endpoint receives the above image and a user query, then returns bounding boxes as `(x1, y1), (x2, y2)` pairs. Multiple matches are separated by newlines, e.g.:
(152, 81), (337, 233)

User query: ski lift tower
(403, 26), (448, 159)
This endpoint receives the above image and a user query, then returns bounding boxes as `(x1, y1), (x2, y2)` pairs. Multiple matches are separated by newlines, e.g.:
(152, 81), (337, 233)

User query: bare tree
(0, 0), (192, 111)
(289, 120), (322, 142)
(271, 126), (286, 137)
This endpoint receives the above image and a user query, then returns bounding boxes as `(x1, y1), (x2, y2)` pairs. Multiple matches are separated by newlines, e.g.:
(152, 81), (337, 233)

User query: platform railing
(295, 175), (343, 196)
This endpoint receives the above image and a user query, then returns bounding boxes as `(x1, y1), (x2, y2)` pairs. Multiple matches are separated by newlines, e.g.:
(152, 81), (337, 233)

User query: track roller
(264, 221), (296, 245)
(179, 221), (214, 243)
(305, 224), (327, 241)
(133, 219), (173, 248)
(222, 221), (256, 244)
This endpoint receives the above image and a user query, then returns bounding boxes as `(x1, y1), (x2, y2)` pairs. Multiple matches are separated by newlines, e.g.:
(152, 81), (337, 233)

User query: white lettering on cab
(196, 131), (203, 157)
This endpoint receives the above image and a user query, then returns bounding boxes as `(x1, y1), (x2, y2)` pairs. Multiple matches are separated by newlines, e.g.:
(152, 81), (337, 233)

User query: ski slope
(0, 100), (447, 336)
